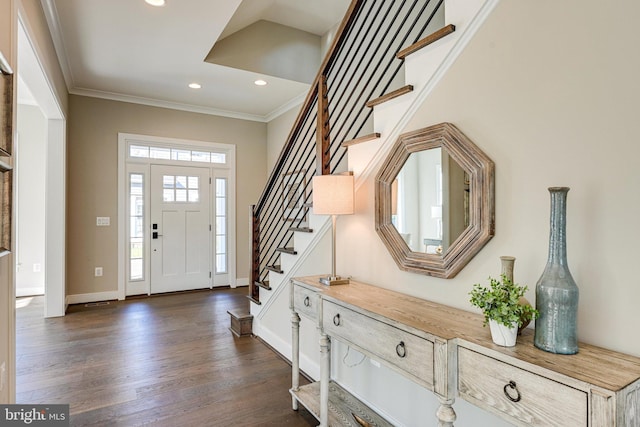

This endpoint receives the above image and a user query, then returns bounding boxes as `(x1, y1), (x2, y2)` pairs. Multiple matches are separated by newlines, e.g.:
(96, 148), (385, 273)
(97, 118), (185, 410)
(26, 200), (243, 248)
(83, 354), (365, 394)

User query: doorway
(16, 16), (66, 317)
(150, 164), (210, 293)
(119, 133), (236, 298)
(15, 103), (46, 297)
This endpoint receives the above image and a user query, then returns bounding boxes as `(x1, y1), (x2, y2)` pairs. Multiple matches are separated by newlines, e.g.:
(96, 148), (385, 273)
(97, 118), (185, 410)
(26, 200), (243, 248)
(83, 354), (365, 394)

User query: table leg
(319, 333), (330, 427)
(437, 397), (456, 427)
(291, 311), (301, 410)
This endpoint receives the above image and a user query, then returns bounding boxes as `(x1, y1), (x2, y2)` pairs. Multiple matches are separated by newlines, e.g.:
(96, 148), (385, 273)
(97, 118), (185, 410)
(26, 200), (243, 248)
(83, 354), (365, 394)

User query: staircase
(246, 0), (498, 368)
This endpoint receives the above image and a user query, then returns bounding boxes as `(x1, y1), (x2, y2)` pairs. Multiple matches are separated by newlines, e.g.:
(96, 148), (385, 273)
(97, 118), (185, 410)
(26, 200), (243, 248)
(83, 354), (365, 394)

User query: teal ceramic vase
(534, 187), (579, 354)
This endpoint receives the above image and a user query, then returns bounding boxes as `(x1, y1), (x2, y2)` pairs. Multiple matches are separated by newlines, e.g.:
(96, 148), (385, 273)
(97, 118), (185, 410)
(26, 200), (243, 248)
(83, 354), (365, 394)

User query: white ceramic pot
(489, 319), (518, 347)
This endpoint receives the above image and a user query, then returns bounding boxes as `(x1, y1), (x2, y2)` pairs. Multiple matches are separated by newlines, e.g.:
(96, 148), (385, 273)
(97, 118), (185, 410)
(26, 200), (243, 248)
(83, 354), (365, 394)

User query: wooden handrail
(249, 0), (365, 299)
(253, 0), (364, 215)
(316, 75), (330, 175)
(249, 0), (450, 302)
(249, 204), (260, 300)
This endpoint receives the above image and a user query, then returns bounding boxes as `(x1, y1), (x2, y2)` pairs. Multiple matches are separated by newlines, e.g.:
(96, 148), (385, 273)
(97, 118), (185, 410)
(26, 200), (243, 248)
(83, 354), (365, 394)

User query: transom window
(130, 144), (227, 164)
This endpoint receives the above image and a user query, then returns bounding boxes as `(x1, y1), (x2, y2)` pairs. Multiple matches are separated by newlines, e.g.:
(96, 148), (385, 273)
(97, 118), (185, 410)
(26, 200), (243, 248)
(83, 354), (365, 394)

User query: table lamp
(312, 174), (354, 285)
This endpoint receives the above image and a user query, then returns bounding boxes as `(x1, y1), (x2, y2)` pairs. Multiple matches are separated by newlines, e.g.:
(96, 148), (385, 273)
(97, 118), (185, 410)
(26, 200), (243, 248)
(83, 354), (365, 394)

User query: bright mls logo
(0, 405), (69, 426)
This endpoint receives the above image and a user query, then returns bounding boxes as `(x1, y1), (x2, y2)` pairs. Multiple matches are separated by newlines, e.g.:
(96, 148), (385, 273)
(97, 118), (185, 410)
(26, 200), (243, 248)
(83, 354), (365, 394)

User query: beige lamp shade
(312, 174), (354, 215)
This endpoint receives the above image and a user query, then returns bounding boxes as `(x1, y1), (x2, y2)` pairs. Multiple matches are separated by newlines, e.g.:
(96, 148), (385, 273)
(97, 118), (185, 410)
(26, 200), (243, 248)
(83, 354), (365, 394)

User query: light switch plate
(96, 217), (110, 226)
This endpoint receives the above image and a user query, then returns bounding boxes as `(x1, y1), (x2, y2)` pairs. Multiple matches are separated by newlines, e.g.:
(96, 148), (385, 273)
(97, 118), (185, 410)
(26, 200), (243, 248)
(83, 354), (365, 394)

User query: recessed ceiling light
(188, 83), (201, 89)
(254, 79), (267, 86)
(145, 0), (165, 7)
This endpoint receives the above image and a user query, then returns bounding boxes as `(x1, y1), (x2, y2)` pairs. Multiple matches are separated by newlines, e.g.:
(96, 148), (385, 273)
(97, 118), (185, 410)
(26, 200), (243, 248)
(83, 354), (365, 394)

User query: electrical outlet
(33, 263), (41, 272)
(95, 267), (103, 277)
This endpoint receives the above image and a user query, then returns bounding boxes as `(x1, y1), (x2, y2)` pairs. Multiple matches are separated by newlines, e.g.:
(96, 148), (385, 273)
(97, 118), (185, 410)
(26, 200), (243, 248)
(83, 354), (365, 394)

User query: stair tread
(255, 280), (272, 290)
(266, 265), (284, 274)
(289, 227), (313, 233)
(341, 133), (381, 148)
(366, 85), (414, 108)
(276, 247), (298, 255)
(396, 24), (456, 60)
(247, 295), (262, 305)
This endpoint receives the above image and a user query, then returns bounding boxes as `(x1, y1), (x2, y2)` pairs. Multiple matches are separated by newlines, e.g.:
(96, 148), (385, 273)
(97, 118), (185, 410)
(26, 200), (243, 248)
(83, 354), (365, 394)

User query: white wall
(16, 104), (46, 296)
(330, 0), (640, 425)
(266, 104), (300, 173)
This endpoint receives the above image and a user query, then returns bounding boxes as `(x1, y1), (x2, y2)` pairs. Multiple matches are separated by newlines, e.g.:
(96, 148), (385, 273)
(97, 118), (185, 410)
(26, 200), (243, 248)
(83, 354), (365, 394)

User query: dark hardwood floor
(16, 288), (316, 426)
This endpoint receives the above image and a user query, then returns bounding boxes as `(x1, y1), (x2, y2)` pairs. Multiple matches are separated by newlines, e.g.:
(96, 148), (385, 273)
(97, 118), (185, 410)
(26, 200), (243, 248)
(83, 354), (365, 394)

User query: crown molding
(39, 0), (309, 123)
(40, 0), (74, 90)
(69, 87), (273, 122)
(263, 92), (306, 122)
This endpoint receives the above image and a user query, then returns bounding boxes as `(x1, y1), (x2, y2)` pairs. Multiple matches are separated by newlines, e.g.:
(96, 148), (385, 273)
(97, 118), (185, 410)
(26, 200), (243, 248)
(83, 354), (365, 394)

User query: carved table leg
(437, 398), (456, 427)
(319, 333), (331, 427)
(291, 311), (301, 410)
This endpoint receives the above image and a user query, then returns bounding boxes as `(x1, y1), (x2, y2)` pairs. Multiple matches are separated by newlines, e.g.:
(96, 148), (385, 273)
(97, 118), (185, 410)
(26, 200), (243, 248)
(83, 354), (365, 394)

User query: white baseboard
(16, 287), (45, 297)
(66, 291), (119, 305)
(254, 321), (320, 381)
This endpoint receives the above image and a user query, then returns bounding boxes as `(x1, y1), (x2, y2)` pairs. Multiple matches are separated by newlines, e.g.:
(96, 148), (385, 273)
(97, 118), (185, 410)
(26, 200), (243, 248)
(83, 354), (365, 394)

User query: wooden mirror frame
(375, 123), (494, 278)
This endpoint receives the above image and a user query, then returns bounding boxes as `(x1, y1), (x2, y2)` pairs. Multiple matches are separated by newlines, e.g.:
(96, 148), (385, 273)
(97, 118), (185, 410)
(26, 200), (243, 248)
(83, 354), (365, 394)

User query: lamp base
(319, 275), (350, 286)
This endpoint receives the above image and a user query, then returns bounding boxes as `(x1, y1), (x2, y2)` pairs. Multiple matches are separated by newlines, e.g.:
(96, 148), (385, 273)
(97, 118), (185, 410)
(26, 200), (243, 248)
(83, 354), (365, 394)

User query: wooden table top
(292, 275), (640, 392)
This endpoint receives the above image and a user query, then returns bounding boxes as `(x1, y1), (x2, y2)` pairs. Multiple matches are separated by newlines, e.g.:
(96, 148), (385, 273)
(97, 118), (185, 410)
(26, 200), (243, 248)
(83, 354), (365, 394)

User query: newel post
(249, 204), (260, 302)
(316, 74), (330, 176)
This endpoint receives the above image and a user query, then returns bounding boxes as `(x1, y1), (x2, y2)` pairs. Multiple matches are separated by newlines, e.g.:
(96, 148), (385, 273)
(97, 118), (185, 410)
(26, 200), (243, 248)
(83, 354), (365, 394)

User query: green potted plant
(469, 274), (538, 347)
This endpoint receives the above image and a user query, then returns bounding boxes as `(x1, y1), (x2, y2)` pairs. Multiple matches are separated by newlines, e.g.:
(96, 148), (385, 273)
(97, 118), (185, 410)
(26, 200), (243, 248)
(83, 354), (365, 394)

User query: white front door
(150, 165), (210, 293)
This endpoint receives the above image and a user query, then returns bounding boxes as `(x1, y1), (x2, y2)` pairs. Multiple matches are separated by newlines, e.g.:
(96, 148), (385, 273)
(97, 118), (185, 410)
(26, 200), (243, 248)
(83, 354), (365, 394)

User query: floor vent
(84, 301), (110, 307)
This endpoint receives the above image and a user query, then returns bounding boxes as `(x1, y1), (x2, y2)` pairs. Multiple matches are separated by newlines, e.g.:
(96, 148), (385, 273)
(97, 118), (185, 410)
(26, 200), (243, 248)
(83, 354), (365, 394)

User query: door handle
(152, 232), (163, 239)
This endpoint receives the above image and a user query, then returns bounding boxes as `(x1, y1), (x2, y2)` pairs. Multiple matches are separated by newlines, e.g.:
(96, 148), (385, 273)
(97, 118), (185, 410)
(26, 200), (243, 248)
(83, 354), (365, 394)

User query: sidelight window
(215, 178), (227, 274)
(129, 173), (144, 281)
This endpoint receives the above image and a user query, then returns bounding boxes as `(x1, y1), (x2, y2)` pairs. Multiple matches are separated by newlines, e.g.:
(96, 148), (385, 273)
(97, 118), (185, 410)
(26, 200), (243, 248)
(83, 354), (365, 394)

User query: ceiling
(40, 0), (350, 122)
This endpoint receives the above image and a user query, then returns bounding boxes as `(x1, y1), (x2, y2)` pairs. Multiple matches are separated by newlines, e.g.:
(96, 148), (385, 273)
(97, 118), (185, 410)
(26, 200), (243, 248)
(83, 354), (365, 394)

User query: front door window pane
(162, 175), (200, 203)
(176, 189), (187, 202)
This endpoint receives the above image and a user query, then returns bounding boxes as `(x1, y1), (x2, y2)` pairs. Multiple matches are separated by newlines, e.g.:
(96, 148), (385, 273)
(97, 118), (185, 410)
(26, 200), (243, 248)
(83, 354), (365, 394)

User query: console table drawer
(458, 347), (587, 426)
(323, 300), (434, 387)
(293, 285), (319, 321)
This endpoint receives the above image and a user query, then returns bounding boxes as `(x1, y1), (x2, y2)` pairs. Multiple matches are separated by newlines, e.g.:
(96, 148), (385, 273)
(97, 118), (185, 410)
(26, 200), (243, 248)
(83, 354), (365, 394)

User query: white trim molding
(66, 291), (119, 305)
(118, 133), (237, 299)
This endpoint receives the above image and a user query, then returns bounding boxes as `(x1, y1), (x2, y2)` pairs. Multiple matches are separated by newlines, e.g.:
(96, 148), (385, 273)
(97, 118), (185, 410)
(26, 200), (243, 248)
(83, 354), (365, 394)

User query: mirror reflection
(391, 148), (469, 256)
(375, 122), (494, 278)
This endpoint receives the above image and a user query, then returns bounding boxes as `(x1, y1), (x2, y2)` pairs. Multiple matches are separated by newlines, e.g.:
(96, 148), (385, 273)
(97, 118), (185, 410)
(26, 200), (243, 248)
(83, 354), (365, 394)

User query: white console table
(289, 275), (640, 427)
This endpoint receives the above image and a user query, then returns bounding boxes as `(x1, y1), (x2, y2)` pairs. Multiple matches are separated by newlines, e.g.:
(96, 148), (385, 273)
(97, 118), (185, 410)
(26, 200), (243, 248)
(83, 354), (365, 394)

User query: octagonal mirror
(375, 123), (494, 278)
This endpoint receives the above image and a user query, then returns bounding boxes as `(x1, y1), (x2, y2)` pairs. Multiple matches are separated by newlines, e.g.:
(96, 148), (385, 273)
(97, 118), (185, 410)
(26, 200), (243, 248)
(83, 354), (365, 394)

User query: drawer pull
(396, 341), (406, 358)
(503, 380), (521, 402)
(333, 314), (341, 326)
(303, 296), (310, 307)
